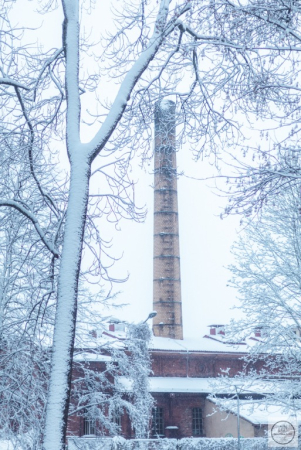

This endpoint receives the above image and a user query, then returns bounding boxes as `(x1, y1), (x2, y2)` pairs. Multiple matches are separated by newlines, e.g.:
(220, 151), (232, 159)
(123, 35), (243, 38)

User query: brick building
(67, 322), (268, 439)
(67, 101), (268, 440)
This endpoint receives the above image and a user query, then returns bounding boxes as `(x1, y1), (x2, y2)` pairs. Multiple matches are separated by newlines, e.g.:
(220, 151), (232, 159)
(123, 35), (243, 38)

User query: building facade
(66, 102), (268, 440)
(67, 323), (268, 439)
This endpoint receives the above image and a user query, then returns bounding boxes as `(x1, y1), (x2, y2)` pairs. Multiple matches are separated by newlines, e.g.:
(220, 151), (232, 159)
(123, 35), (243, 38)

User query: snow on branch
(0, 200), (59, 258)
(86, 0), (174, 161)
(62, 0), (81, 151)
(0, 78), (30, 91)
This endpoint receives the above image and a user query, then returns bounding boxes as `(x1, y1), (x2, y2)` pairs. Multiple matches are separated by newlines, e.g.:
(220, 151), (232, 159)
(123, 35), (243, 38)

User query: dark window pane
(152, 407), (164, 437)
(83, 409), (96, 435)
(112, 411), (121, 427)
(192, 408), (203, 436)
(111, 409), (122, 434)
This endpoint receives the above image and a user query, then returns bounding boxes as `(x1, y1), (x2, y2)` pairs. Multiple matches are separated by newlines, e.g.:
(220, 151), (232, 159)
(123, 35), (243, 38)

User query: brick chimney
(153, 100), (183, 340)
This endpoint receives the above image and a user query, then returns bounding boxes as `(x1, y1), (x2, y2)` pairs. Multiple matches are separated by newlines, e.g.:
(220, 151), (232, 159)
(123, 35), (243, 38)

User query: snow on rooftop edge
(209, 398), (301, 425)
(73, 353), (111, 362)
(83, 327), (254, 353)
(117, 377), (275, 395)
(149, 336), (248, 353)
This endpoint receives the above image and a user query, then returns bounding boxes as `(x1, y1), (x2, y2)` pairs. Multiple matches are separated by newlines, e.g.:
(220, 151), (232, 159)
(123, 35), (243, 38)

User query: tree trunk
(43, 156), (91, 450)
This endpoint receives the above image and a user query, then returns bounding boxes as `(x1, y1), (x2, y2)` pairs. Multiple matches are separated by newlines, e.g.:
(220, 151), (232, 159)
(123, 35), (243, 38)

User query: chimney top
(154, 100), (176, 134)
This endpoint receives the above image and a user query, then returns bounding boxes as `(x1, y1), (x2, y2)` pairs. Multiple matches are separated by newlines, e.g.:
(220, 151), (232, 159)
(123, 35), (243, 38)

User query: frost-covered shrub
(179, 438), (268, 450)
(68, 437), (271, 450)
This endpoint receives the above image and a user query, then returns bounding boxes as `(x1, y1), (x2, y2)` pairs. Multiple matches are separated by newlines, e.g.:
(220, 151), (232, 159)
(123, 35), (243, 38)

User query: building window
(152, 407), (164, 437)
(111, 408), (122, 434)
(112, 411), (121, 427)
(192, 408), (203, 436)
(83, 411), (96, 435)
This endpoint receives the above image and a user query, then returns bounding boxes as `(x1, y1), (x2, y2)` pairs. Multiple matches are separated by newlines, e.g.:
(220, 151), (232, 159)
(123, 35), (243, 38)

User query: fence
(68, 437), (270, 450)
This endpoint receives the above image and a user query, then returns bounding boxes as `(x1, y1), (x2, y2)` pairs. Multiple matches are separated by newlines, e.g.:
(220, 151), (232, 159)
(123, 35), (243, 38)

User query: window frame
(152, 407), (164, 437)
(83, 410), (96, 436)
(192, 407), (203, 436)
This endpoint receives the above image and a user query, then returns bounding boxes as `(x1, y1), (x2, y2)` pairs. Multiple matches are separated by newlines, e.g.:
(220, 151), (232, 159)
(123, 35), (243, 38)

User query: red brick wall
(67, 414), (82, 437)
(152, 393), (206, 439)
(67, 350), (265, 438)
(151, 351), (246, 378)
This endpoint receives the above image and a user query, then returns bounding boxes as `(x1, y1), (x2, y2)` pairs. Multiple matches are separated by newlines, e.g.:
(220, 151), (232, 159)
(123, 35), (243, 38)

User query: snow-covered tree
(2, 1), (301, 448)
(0, 338), (50, 449)
(41, 2), (301, 444)
(68, 321), (153, 439)
(125, 322), (154, 438)
(0, 116), (62, 446)
(226, 184), (301, 409)
(69, 352), (129, 437)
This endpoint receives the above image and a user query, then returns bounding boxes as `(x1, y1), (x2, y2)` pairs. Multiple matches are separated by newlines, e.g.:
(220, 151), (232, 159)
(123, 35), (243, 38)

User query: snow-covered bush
(68, 437), (269, 450)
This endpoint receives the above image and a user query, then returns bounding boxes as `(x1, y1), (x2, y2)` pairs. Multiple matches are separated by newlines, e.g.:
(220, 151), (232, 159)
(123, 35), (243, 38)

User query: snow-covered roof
(149, 336), (248, 353)
(82, 319), (259, 354)
(117, 377), (275, 395)
(73, 352), (112, 362)
(87, 330), (249, 354)
(210, 398), (301, 425)
(118, 376), (213, 393)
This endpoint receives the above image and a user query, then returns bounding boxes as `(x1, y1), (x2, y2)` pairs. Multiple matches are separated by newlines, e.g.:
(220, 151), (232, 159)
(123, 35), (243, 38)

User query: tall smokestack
(153, 100), (183, 340)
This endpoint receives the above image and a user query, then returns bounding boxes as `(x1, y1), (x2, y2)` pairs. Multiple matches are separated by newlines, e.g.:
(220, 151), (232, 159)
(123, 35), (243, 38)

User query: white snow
(117, 377), (275, 395)
(73, 352), (112, 362)
(210, 398), (301, 425)
(92, 326), (250, 354)
(160, 99), (173, 110)
(150, 336), (248, 353)
(0, 441), (13, 450)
